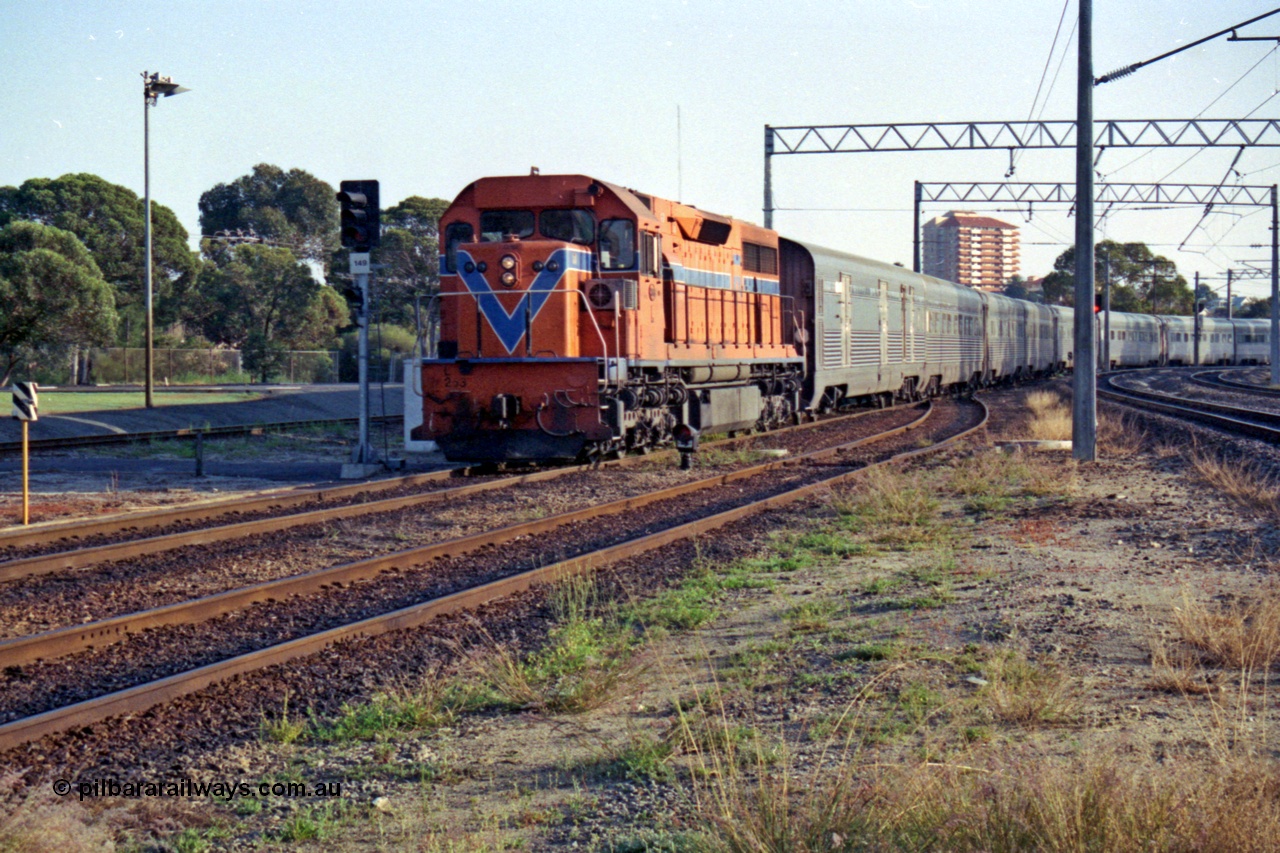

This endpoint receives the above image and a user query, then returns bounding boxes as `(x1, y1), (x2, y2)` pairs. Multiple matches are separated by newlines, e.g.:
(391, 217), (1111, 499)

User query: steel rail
(0, 403), (915, 568)
(0, 399), (988, 751)
(0, 414), (403, 456)
(1100, 377), (1280, 440)
(1188, 368), (1280, 397)
(0, 404), (934, 667)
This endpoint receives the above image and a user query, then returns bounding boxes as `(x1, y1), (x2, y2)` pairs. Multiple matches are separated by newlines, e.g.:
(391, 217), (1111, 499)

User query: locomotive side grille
(743, 242), (779, 275)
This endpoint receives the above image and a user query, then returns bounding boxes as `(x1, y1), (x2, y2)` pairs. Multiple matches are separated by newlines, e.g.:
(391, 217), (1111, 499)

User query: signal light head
(337, 180), (380, 250)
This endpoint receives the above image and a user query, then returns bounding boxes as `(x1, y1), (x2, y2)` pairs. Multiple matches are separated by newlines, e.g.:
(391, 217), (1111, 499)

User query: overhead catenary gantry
(762, 116), (1280, 437)
(762, 119), (1280, 229)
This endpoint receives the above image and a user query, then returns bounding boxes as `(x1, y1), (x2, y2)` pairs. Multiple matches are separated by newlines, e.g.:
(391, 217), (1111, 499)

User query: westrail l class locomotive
(410, 172), (1270, 463)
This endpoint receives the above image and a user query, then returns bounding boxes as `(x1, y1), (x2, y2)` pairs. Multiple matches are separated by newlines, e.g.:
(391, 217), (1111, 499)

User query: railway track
(1101, 371), (1280, 441)
(1188, 367), (1280, 397)
(0, 396), (986, 752)
(0, 404), (932, 637)
(0, 402), (934, 575)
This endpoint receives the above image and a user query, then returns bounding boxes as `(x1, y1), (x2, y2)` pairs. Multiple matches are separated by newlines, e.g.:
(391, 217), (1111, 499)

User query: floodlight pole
(144, 80), (153, 407)
(142, 71), (188, 408)
(1072, 0), (1096, 461)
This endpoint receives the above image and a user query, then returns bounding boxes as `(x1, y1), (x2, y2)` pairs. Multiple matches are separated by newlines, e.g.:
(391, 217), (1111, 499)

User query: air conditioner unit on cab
(582, 279), (638, 311)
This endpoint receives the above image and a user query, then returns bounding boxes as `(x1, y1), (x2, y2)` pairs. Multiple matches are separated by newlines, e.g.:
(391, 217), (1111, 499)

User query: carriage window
(443, 222), (473, 273)
(599, 219), (636, 270)
(539, 209), (595, 244)
(479, 210), (535, 242)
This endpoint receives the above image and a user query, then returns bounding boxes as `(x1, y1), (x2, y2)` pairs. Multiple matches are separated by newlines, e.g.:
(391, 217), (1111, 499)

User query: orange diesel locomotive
(414, 172), (805, 462)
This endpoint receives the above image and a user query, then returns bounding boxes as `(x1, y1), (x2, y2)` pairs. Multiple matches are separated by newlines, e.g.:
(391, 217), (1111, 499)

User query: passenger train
(410, 172), (1270, 463)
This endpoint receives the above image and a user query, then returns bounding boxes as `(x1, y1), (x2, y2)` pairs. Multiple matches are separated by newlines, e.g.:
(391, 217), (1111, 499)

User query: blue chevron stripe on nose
(455, 248), (593, 354)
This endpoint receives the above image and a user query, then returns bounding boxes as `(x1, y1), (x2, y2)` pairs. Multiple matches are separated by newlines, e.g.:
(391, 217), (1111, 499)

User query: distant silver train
(789, 238), (1270, 411)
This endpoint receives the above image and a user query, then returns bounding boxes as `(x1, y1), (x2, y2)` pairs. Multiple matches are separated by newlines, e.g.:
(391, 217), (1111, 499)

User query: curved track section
(1101, 373), (1280, 441)
(1188, 368), (1280, 397)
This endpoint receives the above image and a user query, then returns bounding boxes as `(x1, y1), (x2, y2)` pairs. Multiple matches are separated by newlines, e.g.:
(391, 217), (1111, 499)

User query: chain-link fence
(24, 347), (345, 385)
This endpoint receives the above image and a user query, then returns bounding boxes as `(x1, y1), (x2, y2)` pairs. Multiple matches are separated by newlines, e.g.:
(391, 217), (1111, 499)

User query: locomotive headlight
(532, 260), (545, 272)
(546, 259), (560, 272)
(463, 261), (476, 273)
(500, 254), (517, 271)
(500, 271), (517, 287)
(477, 261), (488, 272)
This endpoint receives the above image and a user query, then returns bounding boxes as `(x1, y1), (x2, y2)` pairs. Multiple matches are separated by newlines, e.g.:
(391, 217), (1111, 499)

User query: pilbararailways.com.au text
(52, 777), (342, 802)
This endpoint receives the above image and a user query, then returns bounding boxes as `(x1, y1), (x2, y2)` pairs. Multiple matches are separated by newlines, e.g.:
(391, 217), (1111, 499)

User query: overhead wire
(1011, 0), (1073, 175)
(1102, 43), (1278, 180)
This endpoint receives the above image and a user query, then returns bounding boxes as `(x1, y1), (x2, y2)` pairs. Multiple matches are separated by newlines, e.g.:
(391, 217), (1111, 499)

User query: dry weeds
(1171, 586), (1280, 671)
(1187, 448), (1280, 516)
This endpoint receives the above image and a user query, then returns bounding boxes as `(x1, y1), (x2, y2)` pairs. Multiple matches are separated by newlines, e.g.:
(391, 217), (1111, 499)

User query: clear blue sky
(3, 1), (1278, 298)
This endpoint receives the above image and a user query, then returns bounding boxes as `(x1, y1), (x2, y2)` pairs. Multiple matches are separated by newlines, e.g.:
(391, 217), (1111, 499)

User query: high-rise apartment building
(921, 211), (1020, 289)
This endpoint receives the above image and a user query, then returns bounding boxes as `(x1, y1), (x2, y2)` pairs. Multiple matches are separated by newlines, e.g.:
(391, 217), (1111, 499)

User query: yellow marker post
(11, 381), (38, 526)
(21, 420), (29, 526)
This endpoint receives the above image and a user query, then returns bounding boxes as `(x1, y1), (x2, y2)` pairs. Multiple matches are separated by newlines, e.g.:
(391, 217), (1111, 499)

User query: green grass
(313, 682), (471, 742)
(595, 733), (676, 783)
(35, 390), (264, 414)
(837, 641), (902, 662)
(783, 598), (844, 633)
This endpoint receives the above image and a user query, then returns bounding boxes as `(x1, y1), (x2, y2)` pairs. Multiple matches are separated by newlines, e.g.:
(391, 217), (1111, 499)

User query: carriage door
(840, 273), (853, 369)
(902, 285), (914, 363)
(878, 280), (889, 370)
(980, 302), (991, 382)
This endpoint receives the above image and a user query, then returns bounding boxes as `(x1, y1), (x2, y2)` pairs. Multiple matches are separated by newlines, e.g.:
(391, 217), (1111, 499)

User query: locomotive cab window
(443, 222), (473, 273)
(599, 219), (636, 270)
(480, 210), (535, 242)
(539, 209), (595, 244)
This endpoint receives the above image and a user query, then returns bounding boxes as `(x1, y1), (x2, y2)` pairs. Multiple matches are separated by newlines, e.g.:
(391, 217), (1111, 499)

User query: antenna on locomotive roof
(677, 104), (683, 201)
(530, 166), (540, 175)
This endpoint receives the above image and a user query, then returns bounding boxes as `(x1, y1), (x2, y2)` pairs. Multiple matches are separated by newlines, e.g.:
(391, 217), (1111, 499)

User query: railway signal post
(11, 382), (37, 525)
(337, 180), (382, 478)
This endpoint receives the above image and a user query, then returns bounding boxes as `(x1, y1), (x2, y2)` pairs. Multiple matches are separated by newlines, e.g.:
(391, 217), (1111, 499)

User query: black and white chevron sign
(11, 382), (37, 422)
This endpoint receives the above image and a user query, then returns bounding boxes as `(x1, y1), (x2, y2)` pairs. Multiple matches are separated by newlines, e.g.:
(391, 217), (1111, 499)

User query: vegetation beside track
(33, 390), (265, 415)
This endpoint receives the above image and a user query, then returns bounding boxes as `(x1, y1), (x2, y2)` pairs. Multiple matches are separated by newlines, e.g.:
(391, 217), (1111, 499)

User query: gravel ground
(33, 383), (1268, 851)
